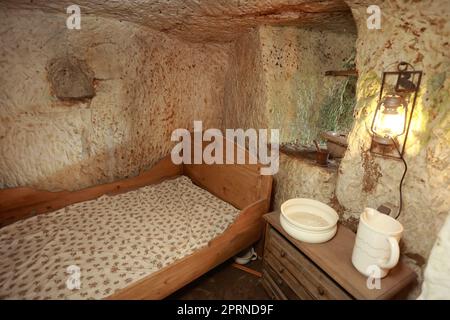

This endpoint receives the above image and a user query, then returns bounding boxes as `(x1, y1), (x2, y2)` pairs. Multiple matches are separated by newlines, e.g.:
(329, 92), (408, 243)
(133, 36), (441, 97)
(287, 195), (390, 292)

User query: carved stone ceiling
(0, 0), (356, 42)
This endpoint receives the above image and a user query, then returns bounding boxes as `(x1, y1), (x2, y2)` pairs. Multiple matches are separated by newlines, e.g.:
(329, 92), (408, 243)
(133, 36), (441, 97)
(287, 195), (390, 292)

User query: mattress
(0, 176), (240, 299)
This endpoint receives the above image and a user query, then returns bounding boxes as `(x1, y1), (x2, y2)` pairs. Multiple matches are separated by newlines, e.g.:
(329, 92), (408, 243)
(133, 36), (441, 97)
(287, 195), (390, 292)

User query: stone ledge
(279, 146), (340, 173)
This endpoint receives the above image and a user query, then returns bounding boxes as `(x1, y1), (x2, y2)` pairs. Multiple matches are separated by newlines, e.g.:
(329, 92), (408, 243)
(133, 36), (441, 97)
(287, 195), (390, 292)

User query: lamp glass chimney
(372, 95), (407, 140)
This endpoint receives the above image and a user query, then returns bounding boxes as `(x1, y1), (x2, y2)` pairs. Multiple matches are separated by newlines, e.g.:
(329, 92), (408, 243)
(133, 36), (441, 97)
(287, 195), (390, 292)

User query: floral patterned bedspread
(0, 176), (239, 299)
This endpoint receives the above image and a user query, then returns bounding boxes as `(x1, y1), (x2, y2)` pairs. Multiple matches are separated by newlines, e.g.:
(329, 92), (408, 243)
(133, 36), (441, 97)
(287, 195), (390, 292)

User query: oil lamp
(369, 62), (422, 159)
(371, 94), (408, 145)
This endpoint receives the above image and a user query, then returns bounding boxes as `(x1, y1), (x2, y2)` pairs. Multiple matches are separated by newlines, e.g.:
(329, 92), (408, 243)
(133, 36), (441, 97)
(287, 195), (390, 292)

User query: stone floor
(168, 259), (269, 300)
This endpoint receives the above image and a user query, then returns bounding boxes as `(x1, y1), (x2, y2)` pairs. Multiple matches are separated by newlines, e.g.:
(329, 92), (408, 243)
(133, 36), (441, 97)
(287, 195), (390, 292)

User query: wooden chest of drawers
(262, 212), (416, 300)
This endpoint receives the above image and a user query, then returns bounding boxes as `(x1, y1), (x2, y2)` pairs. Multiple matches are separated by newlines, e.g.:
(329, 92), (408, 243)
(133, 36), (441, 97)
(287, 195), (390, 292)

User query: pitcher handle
(378, 237), (400, 269)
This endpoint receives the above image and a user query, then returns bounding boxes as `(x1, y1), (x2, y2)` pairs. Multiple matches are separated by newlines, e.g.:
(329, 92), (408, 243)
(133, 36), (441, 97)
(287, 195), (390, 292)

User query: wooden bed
(0, 137), (272, 299)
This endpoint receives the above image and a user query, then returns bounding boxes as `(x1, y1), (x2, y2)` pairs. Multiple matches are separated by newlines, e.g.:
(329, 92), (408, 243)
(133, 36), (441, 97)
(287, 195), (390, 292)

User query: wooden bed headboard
(0, 135), (273, 227)
(183, 136), (273, 210)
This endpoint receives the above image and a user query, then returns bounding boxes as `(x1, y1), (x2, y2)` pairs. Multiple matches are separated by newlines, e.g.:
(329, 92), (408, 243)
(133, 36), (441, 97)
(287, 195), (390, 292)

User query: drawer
(264, 251), (312, 300)
(261, 269), (286, 300)
(266, 227), (352, 300)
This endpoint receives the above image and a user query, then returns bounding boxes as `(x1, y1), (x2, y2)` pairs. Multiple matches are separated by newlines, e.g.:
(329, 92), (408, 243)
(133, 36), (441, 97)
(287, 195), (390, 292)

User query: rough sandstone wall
(0, 9), (229, 191)
(259, 26), (355, 209)
(335, 0), (450, 295)
(224, 30), (268, 130)
(225, 26), (356, 144)
(259, 26), (356, 145)
(223, 25), (355, 210)
(273, 154), (338, 211)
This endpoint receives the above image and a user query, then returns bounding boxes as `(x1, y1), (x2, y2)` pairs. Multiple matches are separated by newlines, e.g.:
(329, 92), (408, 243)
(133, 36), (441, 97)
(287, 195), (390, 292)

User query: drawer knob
(280, 250), (286, 257)
(318, 286), (325, 296)
(277, 279), (283, 286)
(278, 267), (284, 273)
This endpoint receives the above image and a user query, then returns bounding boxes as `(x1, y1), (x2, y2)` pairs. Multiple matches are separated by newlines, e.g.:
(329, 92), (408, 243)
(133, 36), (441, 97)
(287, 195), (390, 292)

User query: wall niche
(47, 56), (95, 101)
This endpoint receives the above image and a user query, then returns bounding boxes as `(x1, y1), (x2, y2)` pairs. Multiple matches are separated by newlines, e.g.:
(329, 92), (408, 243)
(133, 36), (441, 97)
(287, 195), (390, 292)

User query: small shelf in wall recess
(325, 70), (358, 77)
(279, 146), (339, 173)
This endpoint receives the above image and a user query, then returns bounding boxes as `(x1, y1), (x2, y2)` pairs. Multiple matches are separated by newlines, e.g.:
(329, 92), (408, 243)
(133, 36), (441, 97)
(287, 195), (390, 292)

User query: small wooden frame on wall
(324, 69), (358, 77)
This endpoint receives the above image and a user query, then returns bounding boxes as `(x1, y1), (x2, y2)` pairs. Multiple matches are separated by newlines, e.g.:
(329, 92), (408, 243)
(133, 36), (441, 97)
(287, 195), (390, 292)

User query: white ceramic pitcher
(352, 208), (404, 278)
